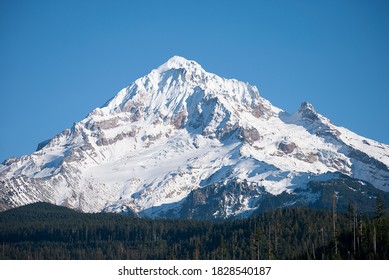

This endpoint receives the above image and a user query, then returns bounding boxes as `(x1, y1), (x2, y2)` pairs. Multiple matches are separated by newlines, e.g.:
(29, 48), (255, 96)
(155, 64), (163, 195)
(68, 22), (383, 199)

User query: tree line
(0, 199), (387, 260)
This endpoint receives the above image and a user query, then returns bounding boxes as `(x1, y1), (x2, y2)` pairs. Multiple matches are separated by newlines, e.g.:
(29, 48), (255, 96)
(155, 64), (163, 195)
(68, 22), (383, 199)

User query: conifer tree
(332, 192), (338, 256)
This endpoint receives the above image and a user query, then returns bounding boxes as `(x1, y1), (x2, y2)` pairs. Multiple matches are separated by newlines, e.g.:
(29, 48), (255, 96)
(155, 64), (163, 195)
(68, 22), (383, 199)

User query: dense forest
(0, 199), (388, 260)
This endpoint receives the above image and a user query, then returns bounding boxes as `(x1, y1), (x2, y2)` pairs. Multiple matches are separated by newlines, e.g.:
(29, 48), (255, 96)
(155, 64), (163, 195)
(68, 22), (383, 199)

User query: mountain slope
(1, 56), (389, 218)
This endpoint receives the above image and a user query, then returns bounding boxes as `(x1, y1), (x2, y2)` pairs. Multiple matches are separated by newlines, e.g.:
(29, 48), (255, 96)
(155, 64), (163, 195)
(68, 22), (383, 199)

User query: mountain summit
(1, 56), (389, 218)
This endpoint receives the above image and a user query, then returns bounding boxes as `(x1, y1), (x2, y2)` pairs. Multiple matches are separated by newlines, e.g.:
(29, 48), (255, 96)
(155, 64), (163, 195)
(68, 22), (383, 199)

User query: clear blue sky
(1, 0), (388, 162)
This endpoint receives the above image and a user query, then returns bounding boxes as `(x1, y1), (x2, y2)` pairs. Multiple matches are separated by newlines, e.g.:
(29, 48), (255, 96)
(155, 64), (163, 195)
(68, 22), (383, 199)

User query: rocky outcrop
(278, 141), (297, 154)
(172, 110), (187, 129)
(95, 130), (138, 146)
(241, 127), (261, 144)
(180, 179), (262, 220)
(85, 118), (120, 131)
(295, 152), (318, 163)
(348, 148), (389, 172)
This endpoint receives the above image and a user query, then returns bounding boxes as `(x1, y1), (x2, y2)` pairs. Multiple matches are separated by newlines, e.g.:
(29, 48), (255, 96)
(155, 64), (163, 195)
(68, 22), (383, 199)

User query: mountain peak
(157, 56), (204, 72)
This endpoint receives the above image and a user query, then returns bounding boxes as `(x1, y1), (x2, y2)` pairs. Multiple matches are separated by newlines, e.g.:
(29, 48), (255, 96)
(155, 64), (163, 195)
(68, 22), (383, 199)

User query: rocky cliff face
(1, 56), (389, 218)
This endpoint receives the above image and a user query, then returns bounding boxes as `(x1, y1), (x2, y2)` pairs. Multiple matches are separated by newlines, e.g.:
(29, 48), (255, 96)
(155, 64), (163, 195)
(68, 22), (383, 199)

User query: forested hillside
(0, 201), (388, 260)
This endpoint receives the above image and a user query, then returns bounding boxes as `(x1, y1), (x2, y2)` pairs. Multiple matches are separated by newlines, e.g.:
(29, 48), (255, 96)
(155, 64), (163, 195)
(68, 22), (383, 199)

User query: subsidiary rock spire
(298, 102), (320, 122)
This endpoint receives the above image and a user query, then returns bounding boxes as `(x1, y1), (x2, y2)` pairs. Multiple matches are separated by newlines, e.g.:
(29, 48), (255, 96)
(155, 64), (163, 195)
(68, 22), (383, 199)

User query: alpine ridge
(1, 56), (389, 219)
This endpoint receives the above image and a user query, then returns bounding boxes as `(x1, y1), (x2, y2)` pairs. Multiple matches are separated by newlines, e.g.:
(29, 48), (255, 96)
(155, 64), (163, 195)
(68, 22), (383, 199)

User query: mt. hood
(1, 56), (389, 219)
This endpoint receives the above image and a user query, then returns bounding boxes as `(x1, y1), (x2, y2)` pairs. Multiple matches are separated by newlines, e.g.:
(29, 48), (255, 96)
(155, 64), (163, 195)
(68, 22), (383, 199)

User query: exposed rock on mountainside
(1, 56), (388, 218)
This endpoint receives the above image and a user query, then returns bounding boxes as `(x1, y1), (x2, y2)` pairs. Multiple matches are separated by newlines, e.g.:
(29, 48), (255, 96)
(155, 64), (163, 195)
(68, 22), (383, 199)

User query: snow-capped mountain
(1, 56), (389, 218)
